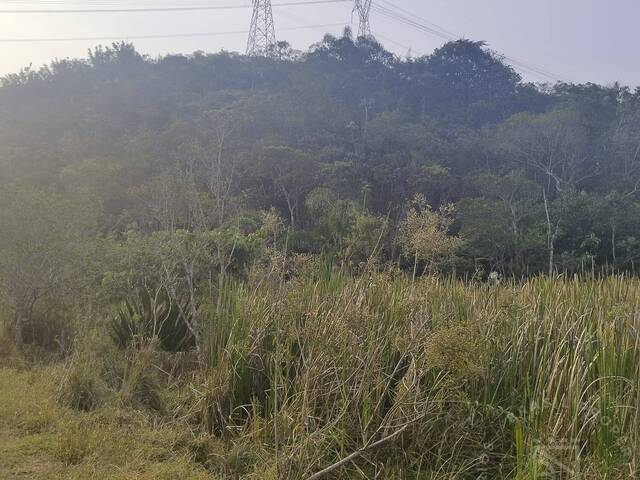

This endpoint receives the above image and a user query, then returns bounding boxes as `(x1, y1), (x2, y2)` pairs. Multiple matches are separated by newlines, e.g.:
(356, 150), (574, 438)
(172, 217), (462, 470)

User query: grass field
(1, 273), (639, 479)
(0, 366), (214, 479)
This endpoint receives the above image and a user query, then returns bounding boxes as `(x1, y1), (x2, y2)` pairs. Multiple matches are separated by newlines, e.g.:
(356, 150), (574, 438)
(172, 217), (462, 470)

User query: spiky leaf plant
(109, 290), (195, 352)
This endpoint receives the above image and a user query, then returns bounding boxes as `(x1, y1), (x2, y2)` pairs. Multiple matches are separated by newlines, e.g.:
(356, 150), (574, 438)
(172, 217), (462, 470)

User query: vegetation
(2, 274), (639, 478)
(2, 32), (640, 278)
(1, 30), (640, 478)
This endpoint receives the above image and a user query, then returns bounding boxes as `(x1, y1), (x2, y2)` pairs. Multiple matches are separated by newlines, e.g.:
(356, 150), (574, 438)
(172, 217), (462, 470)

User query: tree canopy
(2, 34), (640, 279)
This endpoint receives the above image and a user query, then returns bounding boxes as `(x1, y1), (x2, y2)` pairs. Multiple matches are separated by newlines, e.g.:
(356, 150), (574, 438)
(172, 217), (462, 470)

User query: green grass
(2, 272), (639, 478)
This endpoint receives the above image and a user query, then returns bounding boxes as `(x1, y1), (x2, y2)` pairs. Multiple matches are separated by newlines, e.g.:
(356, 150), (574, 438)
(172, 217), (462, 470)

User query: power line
(372, 0), (566, 82)
(1, 0), (569, 82)
(0, 22), (344, 43)
(0, 0), (349, 13)
(277, 7), (346, 37)
(372, 4), (455, 42)
(377, 0), (457, 39)
(371, 31), (424, 57)
(376, 1), (566, 82)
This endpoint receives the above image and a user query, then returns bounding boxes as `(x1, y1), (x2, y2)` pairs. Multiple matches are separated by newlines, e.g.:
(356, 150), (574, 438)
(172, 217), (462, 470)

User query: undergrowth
(2, 271), (639, 479)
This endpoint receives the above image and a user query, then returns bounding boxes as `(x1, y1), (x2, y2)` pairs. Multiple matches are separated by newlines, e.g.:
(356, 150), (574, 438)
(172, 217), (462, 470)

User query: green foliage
(118, 347), (165, 412)
(344, 210), (388, 268)
(0, 185), (96, 347)
(60, 360), (108, 412)
(57, 331), (124, 411)
(1, 33), (639, 278)
(3, 269), (640, 478)
(398, 194), (463, 277)
(183, 271), (640, 478)
(2, 33), (640, 478)
(110, 290), (196, 353)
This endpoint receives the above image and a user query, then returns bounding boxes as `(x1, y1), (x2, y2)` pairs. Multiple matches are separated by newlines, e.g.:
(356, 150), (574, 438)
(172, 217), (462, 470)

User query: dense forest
(3, 30), (640, 280)
(1, 31), (640, 479)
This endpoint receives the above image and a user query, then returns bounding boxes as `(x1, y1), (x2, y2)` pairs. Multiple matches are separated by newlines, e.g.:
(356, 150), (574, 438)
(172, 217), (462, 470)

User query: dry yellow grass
(0, 367), (212, 480)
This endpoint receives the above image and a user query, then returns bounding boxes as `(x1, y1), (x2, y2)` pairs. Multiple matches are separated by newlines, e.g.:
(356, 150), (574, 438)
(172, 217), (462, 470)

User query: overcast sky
(0, 0), (638, 86)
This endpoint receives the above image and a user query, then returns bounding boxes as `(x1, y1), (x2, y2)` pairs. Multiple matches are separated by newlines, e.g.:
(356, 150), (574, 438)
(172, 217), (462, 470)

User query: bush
(118, 347), (165, 413)
(21, 300), (76, 355)
(110, 290), (196, 353)
(59, 354), (108, 411)
(0, 321), (21, 365)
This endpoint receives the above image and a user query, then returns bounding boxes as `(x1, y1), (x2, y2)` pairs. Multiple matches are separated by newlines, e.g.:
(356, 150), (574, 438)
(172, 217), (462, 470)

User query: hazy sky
(0, 0), (638, 85)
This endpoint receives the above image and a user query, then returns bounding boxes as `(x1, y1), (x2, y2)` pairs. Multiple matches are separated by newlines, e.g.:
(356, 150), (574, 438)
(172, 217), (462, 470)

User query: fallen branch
(304, 424), (409, 480)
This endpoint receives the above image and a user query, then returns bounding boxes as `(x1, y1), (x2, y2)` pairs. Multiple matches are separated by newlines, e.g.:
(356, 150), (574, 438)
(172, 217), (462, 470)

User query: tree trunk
(13, 311), (25, 347)
(543, 188), (556, 278)
(285, 196), (295, 228)
(611, 224), (617, 266)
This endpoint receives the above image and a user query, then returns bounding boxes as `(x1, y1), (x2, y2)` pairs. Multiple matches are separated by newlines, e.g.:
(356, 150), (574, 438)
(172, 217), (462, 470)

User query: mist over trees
(2, 30), (640, 321)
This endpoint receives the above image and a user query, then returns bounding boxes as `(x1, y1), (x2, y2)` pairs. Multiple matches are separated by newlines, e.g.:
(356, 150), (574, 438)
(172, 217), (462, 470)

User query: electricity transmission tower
(353, 0), (373, 37)
(247, 0), (276, 56)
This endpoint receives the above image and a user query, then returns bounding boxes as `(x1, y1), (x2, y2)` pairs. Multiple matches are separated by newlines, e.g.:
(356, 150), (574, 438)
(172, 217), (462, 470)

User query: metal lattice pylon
(247, 0), (276, 56)
(353, 0), (373, 37)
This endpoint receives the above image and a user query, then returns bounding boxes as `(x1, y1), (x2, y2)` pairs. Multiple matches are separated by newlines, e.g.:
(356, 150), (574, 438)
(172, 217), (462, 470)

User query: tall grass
(179, 271), (640, 478)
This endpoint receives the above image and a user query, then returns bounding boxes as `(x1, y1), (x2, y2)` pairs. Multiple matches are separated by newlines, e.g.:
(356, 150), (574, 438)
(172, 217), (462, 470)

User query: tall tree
(0, 186), (94, 346)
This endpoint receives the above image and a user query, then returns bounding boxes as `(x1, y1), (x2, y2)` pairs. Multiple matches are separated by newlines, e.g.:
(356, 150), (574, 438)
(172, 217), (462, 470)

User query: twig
(304, 424), (409, 480)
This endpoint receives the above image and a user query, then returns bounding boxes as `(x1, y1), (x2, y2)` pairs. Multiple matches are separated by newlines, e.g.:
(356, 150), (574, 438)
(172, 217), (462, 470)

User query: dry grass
(0, 367), (213, 479)
(1, 272), (639, 479)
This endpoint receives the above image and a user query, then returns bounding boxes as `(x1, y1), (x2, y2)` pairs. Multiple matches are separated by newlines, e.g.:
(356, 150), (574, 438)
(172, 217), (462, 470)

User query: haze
(1, 0), (638, 85)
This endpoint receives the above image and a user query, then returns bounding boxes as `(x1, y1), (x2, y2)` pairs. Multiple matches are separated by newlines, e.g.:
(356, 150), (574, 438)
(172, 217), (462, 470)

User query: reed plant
(182, 270), (640, 478)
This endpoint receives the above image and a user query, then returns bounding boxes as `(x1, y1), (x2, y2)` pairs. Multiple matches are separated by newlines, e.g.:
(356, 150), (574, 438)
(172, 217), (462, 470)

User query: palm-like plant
(110, 290), (195, 352)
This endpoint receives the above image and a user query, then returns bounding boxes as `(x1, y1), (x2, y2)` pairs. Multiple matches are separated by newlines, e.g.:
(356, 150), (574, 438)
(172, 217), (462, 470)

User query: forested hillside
(3, 30), (640, 278)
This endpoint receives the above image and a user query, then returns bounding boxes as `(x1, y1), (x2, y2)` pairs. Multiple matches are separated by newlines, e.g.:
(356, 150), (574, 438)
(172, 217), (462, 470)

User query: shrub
(118, 347), (165, 413)
(0, 321), (21, 365)
(58, 354), (108, 411)
(110, 290), (196, 353)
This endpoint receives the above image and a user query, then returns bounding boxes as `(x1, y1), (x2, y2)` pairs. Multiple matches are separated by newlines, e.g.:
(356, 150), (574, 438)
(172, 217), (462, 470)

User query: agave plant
(110, 290), (196, 352)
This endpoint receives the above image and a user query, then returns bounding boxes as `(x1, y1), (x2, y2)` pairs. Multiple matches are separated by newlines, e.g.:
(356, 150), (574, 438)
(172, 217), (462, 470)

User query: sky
(0, 0), (638, 86)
